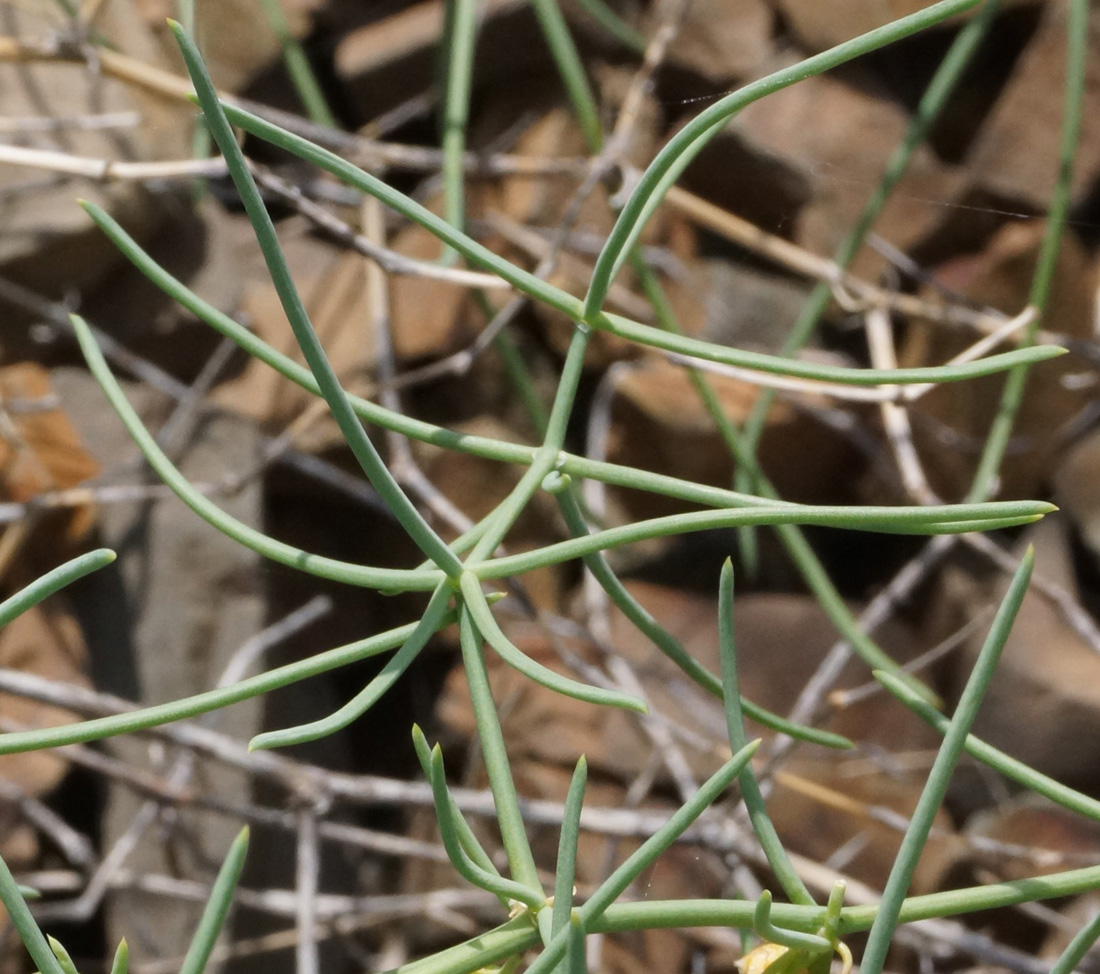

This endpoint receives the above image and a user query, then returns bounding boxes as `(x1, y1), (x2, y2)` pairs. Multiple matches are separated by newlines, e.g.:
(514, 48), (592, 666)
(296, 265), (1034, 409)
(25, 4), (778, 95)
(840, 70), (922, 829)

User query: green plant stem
(70, 314), (443, 593)
(460, 572), (647, 711)
(439, 0), (478, 261)
(492, 327), (551, 437)
(582, 0), (982, 316)
(426, 742), (545, 908)
(248, 580), (454, 750)
(553, 483), (851, 748)
(396, 856), (1100, 974)
(256, 0), (336, 127)
(458, 606), (542, 893)
(753, 891), (830, 952)
(632, 257), (943, 699)
(467, 502), (1048, 579)
(207, 102), (1061, 390)
(875, 670), (1100, 823)
(738, 0), (1001, 465)
(171, 22), (463, 578)
(179, 828), (250, 974)
(75, 201), (792, 510)
(49, 931), (90, 971)
(567, 0), (646, 52)
(0, 549), (115, 628)
(109, 941), (129, 974)
(718, 559), (814, 906)
(520, 741), (762, 974)
(595, 311), (1063, 385)
(734, 0), (1001, 567)
(0, 846), (66, 974)
(529, 0), (603, 149)
(1050, 902), (1100, 974)
(552, 758), (588, 938)
(412, 725), (502, 880)
(966, 0), (1088, 502)
(0, 611), (455, 755)
(860, 548), (1035, 974)
(466, 323), (591, 563)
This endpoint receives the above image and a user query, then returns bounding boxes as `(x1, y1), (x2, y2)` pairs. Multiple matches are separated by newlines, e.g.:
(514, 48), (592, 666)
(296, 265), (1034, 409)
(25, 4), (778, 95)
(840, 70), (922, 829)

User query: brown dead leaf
(0, 364), (100, 565)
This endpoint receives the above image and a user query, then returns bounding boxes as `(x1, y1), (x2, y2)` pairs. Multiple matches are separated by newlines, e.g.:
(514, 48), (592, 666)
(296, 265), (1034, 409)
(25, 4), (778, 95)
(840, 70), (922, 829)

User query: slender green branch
(0, 613), (451, 756)
(529, 0), (603, 149)
(460, 573), (647, 712)
(70, 314), (444, 593)
(179, 828), (250, 974)
(426, 742), (545, 909)
(595, 312), (1064, 386)
(412, 725), (502, 881)
(76, 202), (1056, 525)
(467, 502), (1050, 580)
(553, 483), (851, 748)
(0, 549), (115, 628)
(171, 22), (463, 577)
(860, 549), (1035, 974)
(966, 0), (1089, 501)
(0, 849), (67, 974)
(466, 324), (592, 562)
(439, 0), (479, 260)
(582, 0), (982, 316)
(206, 99), (1063, 391)
(567, 0), (646, 52)
(876, 670), (1100, 823)
(753, 891), (829, 951)
(459, 606), (542, 892)
(392, 855), (1100, 974)
(109, 941), (129, 974)
(737, 0), (1003, 490)
(1050, 902), (1100, 974)
(256, 0), (337, 127)
(248, 581), (454, 750)
(552, 758), (588, 938)
(522, 741), (761, 974)
(218, 102), (584, 317)
(718, 560), (814, 905)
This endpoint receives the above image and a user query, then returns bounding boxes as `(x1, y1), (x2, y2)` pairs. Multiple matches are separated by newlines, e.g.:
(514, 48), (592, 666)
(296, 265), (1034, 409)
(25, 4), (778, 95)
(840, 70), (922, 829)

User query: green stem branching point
(582, 0), (982, 317)
(70, 314), (444, 593)
(460, 573), (647, 712)
(170, 21), (463, 578)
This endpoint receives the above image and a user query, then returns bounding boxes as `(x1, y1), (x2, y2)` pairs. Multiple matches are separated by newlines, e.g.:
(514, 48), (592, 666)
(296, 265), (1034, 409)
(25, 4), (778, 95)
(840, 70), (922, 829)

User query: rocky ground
(1, 2), (1100, 974)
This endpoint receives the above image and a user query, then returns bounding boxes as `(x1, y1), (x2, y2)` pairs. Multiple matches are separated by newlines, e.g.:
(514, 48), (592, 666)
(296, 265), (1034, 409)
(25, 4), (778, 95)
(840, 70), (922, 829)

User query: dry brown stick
(0, 35), (584, 177)
(251, 164), (512, 290)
